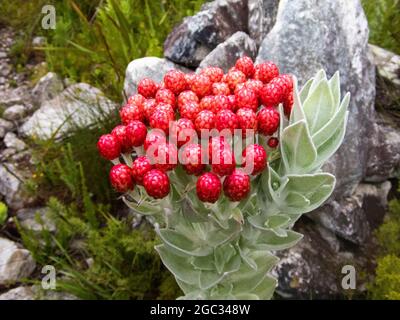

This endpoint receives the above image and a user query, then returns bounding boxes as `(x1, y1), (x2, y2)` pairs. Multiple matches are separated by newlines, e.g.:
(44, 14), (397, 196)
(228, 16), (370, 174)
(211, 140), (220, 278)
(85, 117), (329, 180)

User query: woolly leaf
(281, 120), (317, 173)
(312, 93), (350, 148)
(155, 244), (200, 285)
(303, 79), (335, 134)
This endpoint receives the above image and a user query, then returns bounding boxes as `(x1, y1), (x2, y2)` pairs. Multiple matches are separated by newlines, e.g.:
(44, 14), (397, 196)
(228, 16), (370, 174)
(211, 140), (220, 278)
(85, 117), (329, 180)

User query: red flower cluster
(97, 57), (293, 203)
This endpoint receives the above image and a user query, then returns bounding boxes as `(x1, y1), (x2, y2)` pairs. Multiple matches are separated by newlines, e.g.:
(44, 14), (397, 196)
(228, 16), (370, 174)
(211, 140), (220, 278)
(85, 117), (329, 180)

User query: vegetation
(0, 202), (7, 225)
(0, 0), (204, 99)
(368, 184), (400, 299)
(362, 0), (400, 54)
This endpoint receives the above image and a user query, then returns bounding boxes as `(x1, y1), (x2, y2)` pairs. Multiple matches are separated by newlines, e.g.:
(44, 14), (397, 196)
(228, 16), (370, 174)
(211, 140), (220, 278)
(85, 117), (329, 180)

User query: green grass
(1, 0), (204, 100)
(362, 0), (400, 54)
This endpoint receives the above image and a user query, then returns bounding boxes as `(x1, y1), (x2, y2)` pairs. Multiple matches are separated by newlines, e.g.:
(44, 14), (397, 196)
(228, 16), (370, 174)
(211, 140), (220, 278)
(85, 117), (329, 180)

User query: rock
(3, 132), (27, 152)
(0, 287), (35, 300)
(273, 220), (370, 299)
(0, 286), (79, 300)
(164, 0), (249, 67)
(0, 52), (6, 59)
(0, 87), (28, 107)
(0, 127), (5, 139)
(0, 237), (36, 284)
(0, 163), (35, 210)
(0, 118), (15, 133)
(369, 44), (400, 87)
(198, 32), (258, 72)
(256, 0), (376, 198)
(0, 118), (14, 132)
(124, 57), (190, 98)
(366, 113), (400, 181)
(32, 36), (46, 47)
(248, 0), (280, 45)
(2, 104), (28, 121)
(31, 72), (64, 107)
(20, 83), (117, 140)
(17, 207), (56, 232)
(308, 181), (391, 245)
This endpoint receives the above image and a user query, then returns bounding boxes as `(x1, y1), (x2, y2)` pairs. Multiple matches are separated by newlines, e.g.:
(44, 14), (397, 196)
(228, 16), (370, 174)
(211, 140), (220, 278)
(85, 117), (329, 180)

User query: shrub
(362, 0), (400, 54)
(368, 183), (400, 299)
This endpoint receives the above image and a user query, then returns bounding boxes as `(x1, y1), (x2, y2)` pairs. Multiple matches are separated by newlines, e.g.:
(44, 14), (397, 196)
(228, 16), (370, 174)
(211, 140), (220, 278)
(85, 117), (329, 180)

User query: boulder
(366, 113), (400, 182)
(248, 0), (280, 45)
(0, 237), (36, 285)
(369, 44), (400, 87)
(308, 181), (391, 245)
(0, 163), (35, 210)
(256, 0), (376, 198)
(124, 57), (189, 98)
(164, 0), (249, 67)
(31, 72), (64, 107)
(20, 83), (117, 140)
(273, 220), (371, 299)
(198, 32), (258, 72)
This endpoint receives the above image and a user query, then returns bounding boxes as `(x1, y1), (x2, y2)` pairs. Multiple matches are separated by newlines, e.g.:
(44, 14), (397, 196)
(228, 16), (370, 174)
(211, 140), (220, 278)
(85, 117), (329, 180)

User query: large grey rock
(164, 0), (249, 67)
(124, 57), (189, 98)
(0, 237), (36, 285)
(198, 32), (258, 72)
(31, 72), (64, 107)
(273, 220), (370, 299)
(366, 114), (400, 181)
(308, 181), (391, 245)
(248, 0), (280, 45)
(20, 83), (117, 140)
(0, 163), (35, 210)
(369, 44), (400, 87)
(256, 0), (376, 198)
(2, 104), (28, 121)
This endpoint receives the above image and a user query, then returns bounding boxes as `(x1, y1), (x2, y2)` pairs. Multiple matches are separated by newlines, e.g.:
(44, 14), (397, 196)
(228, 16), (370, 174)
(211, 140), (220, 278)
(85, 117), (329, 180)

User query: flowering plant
(97, 57), (349, 299)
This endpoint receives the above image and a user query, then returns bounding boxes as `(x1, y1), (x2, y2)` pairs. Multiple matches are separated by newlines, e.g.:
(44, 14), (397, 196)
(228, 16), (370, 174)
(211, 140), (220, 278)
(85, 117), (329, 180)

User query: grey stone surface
(0, 287), (35, 300)
(366, 113), (400, 182)
(31, 72), (64, 107)
(124, 57), (189, 98)
(0, 237), (36, 285)
(20, 83), (117, 140)
(248, 0), (280, 45)
(3, 132), (26, 152)
(308, 181), (391, 245)
(198, 31), (258, 72)
(0, 118), (14, 132)
(273, 220), (371, 299)
(164, 0), (249, 67)
(256, 0), (376, 198)
(369, 44), (400, 87)
(0, 163), (34, 210)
